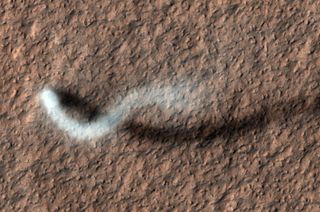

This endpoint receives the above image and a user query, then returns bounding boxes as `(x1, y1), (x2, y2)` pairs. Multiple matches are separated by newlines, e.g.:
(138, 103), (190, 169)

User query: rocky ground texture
(1, 0), (320, 211)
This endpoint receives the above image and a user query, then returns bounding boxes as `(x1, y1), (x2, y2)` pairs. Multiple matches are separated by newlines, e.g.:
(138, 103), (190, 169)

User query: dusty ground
(1, 0), (320, 211)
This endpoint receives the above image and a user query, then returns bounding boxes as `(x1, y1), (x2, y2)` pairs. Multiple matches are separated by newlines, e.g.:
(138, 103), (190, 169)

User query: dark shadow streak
(123, 95), (320, 148)
(55, 89), (100, 121)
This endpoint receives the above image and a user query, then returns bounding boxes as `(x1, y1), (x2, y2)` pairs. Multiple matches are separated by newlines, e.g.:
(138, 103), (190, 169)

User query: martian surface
(1, 0), (320, 211)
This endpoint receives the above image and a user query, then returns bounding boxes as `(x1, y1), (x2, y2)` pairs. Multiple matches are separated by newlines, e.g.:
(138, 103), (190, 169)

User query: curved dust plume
(39, 84), (201, 140)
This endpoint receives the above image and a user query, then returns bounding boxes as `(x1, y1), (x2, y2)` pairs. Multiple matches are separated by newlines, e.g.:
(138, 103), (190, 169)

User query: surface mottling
(1, 0), (320, 211)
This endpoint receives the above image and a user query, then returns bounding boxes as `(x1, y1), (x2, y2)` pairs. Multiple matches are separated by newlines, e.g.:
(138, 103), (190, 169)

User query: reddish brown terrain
(1, 0), (320, 211)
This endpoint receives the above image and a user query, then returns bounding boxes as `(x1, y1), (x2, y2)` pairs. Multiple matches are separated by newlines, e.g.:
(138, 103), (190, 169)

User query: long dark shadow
(124, 94), (320, 147)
